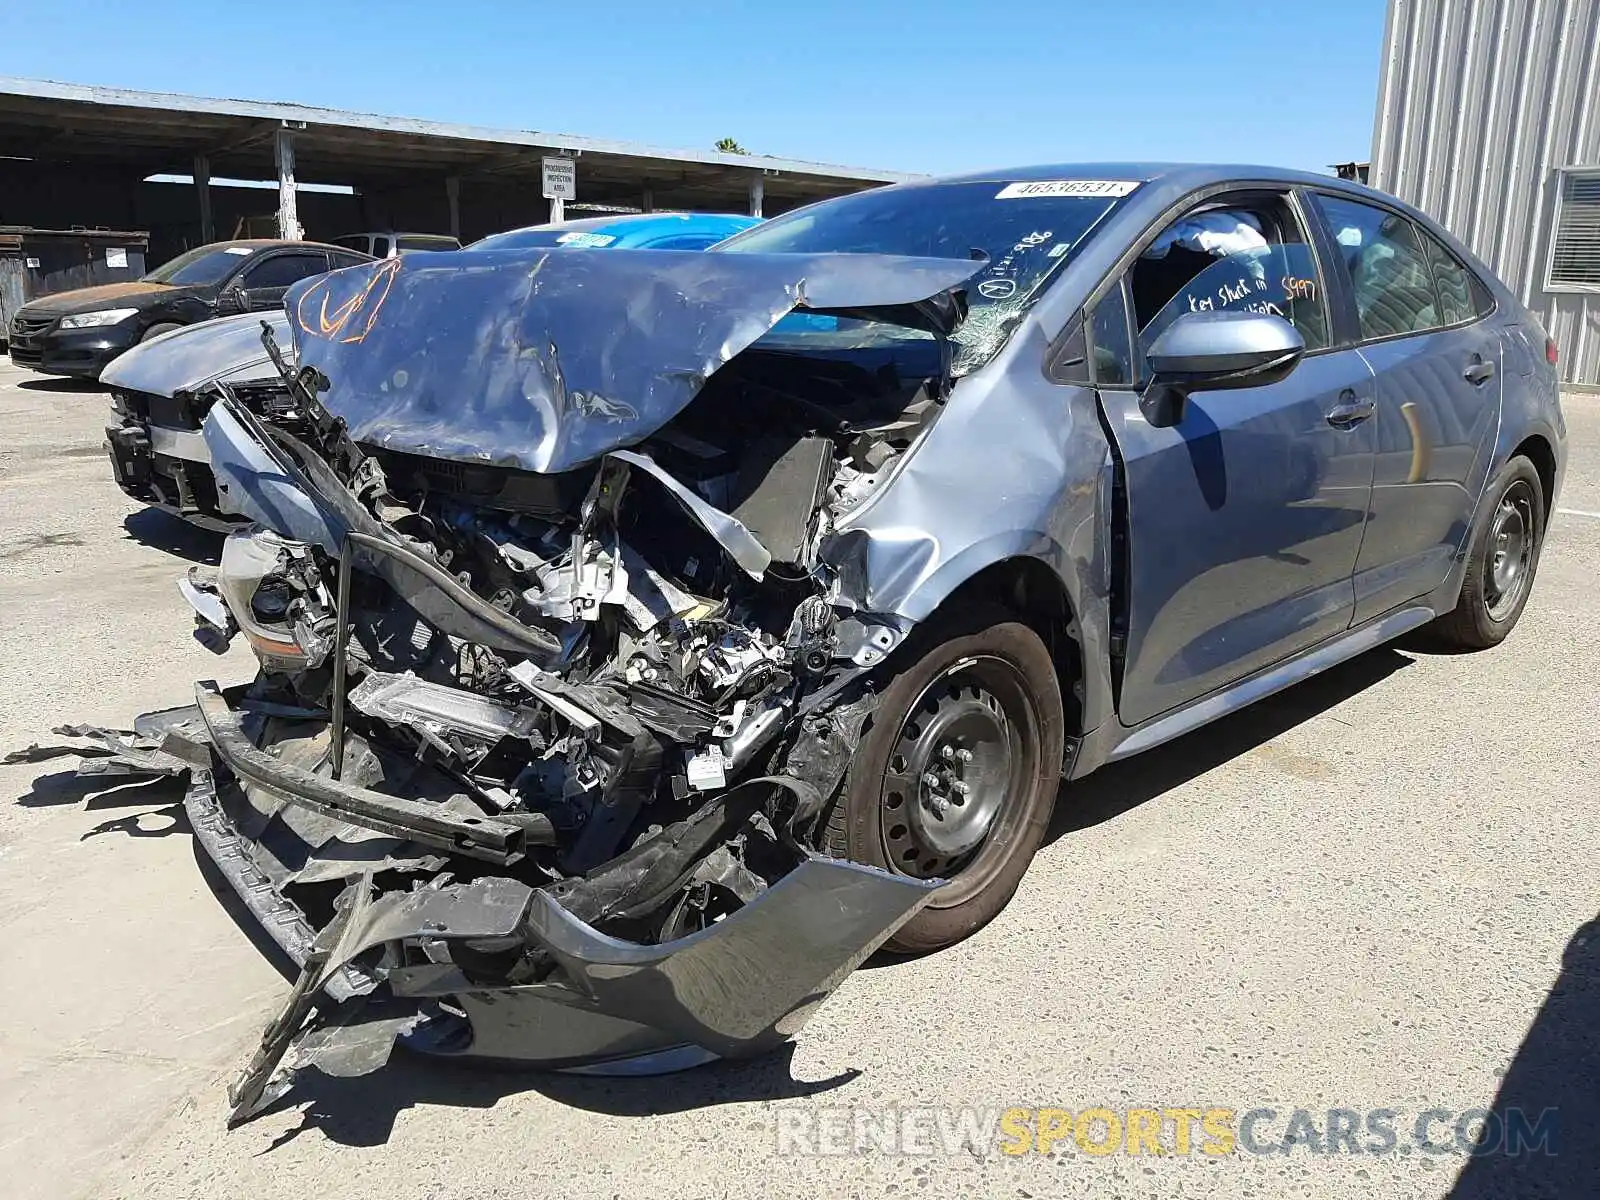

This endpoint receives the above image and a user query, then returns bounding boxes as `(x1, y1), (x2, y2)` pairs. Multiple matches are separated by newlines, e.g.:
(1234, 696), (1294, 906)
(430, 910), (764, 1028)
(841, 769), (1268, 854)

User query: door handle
(1463, 358), (1496, 385)
(1325, 393), (1375, 430)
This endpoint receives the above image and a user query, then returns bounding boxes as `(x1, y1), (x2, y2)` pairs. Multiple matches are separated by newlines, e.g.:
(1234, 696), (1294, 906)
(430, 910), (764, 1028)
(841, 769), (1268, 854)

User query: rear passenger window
(242, 252), (331, 290)
(1313, 194), (1439, 340)
(1420, 233), (1495, 324)
(1423, 237), (1475, 325)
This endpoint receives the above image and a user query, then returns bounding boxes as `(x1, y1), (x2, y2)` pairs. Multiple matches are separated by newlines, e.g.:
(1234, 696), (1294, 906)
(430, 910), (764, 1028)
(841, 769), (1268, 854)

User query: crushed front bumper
(70, 685), (942, 1124)
(226, 853), (938, 1124)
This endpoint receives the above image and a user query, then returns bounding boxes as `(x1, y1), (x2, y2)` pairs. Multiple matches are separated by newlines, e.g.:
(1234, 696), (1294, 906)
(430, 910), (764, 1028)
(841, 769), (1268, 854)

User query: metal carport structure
(0, 76), (918, 252)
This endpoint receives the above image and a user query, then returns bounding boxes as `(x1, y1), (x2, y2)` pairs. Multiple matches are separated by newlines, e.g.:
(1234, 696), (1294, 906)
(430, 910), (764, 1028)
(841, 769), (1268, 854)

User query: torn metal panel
(4, 720), (194, 778)
(609, 448), (771, 578)
(818, 340), (1110, 625)
(204, 400), (346, 549)
(282, 249), (984, 474)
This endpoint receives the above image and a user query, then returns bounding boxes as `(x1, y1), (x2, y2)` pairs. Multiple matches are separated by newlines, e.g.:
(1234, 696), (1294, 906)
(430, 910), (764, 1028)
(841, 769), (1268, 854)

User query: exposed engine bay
(117, 247), (993, 1122)
(200, 330), (944, 888)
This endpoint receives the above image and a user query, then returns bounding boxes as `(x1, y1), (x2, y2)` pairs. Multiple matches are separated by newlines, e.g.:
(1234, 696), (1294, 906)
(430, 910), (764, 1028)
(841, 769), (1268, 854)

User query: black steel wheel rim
(878, 654), (1041, 899)
(1485, 480), (1535, 621)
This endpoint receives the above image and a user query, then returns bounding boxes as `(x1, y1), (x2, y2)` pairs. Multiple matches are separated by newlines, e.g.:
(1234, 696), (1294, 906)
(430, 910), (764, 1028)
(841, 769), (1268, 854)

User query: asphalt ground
(1, 356), (1595, 1199)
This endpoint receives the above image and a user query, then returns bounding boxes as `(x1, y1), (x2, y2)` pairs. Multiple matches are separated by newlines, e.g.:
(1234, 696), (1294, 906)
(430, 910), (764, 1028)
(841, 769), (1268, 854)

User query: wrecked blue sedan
(46, 165), (1564, 1124)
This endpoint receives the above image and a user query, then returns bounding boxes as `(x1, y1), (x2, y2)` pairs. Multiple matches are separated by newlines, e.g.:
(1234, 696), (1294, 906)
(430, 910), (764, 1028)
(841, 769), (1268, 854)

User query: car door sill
(1107, 605), (1436, 762)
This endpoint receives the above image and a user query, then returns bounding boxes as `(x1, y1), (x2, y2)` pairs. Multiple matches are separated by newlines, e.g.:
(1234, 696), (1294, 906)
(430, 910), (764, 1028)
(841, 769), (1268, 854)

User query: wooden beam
(194, 153), (213, 243)
(207, 120), (280, 158)
(275, 125), (301, 240)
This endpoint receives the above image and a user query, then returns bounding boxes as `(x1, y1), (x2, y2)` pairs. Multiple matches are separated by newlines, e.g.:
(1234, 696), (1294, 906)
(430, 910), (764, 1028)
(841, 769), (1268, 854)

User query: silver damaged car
(42, 165), (1565, 1122)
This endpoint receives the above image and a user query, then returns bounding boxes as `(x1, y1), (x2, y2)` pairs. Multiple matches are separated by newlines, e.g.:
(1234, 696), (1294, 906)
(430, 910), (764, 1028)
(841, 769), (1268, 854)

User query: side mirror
(216, 286), (249, 315)
(1141, 311), (1306, 427)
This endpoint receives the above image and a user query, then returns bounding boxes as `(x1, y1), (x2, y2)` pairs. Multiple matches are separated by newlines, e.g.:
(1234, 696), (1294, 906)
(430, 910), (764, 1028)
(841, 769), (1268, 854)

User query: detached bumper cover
(228, 858), (937, 1124)
(60, 687), (941, 1123)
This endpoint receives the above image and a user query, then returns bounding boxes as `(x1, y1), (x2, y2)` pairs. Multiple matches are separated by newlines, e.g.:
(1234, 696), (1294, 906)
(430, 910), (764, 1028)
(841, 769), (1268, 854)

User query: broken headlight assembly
(182, 526), (335, 672)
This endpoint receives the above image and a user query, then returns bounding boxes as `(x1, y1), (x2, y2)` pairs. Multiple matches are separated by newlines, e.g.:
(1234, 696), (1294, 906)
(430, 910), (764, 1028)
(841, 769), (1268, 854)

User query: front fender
(820, 343), (1117, 738)
(829, 525), (1070, 624)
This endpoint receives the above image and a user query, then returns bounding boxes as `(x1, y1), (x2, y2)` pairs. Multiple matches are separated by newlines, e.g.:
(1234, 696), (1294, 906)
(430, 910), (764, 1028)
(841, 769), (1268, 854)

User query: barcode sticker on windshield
(995, 180), (1141, 199)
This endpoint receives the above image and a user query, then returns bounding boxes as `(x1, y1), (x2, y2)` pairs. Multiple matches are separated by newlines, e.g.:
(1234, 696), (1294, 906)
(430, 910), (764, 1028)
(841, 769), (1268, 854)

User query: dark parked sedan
(6, 239), (371, 378)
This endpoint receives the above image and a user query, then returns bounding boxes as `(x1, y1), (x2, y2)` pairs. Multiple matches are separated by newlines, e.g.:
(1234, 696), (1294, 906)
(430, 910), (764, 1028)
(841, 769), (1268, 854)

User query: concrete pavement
(0, 357), (1595, 1199)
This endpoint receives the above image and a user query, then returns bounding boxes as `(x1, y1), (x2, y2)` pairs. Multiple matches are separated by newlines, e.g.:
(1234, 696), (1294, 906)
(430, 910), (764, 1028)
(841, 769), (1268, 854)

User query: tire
(822, 603), (1064, 954)
(139, 322), (183, 343)
(1426, 455), (1546, 650)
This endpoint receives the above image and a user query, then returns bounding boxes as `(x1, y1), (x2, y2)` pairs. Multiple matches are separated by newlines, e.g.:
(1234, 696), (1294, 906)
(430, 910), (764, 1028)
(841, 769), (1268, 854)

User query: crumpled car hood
(283, 247), (983, 475)
(101, 310), (293, 398)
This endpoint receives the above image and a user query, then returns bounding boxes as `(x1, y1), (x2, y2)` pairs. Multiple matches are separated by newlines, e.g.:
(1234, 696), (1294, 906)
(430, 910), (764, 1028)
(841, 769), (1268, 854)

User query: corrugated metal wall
(1370, 0), (1600, 387)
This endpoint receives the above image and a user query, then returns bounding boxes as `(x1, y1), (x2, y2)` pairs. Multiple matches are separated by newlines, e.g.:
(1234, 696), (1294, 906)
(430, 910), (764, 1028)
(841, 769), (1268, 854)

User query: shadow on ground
(122, 507), (224, 564)
(1044, 645), (1414, 843)
(16, 376), (105, 393)
(1447, 913), (1600, 1198)
(12, 767), (190, 835)
(259, 1041), (858, 1150)
(16, 766), (179, 810)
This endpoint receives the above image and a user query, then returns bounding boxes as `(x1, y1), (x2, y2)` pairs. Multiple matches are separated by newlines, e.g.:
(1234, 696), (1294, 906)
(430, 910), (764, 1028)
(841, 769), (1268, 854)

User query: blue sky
(0, 0), (1388, 177)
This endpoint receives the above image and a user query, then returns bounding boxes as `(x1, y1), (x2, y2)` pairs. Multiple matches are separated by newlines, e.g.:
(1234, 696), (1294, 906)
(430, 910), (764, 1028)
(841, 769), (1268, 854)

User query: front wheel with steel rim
(1425, 456), (1546, 650)
(822, 604), (1065, 954)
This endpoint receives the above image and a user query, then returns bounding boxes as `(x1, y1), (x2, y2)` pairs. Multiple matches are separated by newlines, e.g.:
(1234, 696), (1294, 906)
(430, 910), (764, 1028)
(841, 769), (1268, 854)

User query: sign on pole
(542, 155), (576, 222)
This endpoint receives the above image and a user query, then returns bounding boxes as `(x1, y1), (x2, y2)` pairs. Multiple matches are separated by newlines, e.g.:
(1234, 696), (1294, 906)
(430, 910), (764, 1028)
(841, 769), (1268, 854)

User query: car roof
(886, 162), (1433, 216)
(908, 162), (1349, 191)
(835, 162), (1459, 247)
(201, 238), (366, 254)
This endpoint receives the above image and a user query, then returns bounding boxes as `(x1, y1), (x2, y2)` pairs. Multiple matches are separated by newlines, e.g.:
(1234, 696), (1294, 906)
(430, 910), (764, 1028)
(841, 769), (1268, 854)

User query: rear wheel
(822, 604), (1064, 954)
(1425, 456), (1545, 650)
(140, 322), (183, 343)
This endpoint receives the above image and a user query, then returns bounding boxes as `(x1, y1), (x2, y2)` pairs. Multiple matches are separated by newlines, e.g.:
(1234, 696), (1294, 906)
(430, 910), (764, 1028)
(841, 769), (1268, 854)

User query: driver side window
(242, 252), (331, 291)
(1130, 198), (1330, 357)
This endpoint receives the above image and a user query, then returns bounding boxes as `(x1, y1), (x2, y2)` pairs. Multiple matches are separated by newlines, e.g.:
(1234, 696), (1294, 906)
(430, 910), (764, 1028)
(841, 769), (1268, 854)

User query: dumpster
(0, 227), (149, 346)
